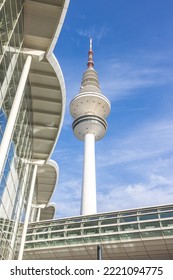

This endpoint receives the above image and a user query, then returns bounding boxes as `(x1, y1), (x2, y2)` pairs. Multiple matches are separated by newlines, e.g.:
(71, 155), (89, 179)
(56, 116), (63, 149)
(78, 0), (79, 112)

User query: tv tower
(70, 39), (111, 215)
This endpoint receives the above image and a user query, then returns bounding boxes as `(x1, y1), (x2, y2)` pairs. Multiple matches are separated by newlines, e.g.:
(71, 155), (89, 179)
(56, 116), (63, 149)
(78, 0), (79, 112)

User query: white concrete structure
(70, 39), (111, 215)
(18, 164), (38, 260)
(0, 55), (32, 180)
(0, 0), (70, 260)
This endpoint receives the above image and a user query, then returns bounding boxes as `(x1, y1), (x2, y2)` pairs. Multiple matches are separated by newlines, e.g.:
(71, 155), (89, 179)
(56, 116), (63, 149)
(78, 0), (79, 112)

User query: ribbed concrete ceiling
(24, 0), (64, 51)
(29, 59), (62, 160)
(36, 163), (57, 205)
(23, 0), (68, 161)
(24, 238), (173, 260)
(40, 205), (56, 221)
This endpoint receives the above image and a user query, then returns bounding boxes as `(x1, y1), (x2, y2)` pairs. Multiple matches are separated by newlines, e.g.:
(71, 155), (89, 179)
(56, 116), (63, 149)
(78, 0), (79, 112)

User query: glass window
(102, 234), (120, 242)
(140, 221), (160, 229)
(101, 218), (117, 225)
(84, 228), (99, 235)
(120, 232), (140, 240)
(119, 211), (137, 216)
(162, 229), (173, 236)
(101, 226), (118, 233)
(25, 242), (35, 249)
(67, 230), (81, 237)
(50, 225), (64, 231)
(49, 240), (65, 246)
(16, 0), (24, 14)
(34, 242), (45, 248)
(4, 0), (13, 34)
(119, 216), (137, 223)
(161, 219), (173, 227)
(83, 221), (98, 227)
(159, 207), (173, 212)
(120, 223), (138, 231)
(26, 235), (32, 241)
(139, 214), (158, 221)
(67, 238), (83, 245)
(84, 236), (101, 243)
(160, 212), (173, 218)
(10, 0), (17, 22)
(139, 208), (158, 214)
(36, 234), (48, 240)
(0, 9), (8, 49)
(67, 223), (81, 229)
(51, 232), (64, 238)
(141, 230), (162, 238)
(35, 227), (48, 233)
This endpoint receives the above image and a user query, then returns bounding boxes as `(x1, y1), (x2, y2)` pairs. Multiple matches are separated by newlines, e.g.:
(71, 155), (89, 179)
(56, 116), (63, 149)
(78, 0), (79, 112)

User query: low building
(23, 204), (173, 260)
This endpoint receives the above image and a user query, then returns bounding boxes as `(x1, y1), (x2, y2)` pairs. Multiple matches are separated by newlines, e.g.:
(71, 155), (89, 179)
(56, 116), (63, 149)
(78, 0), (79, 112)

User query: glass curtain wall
(0, 0), (33, 259)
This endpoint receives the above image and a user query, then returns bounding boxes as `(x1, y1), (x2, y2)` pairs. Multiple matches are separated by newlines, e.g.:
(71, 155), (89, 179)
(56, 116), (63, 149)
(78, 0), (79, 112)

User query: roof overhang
(40, 204), (56, 221)
(24, 0), (69, 53)
(35, 160), (58, 205)
(23, 0), (70, 162)
(24, 238), (173, 260)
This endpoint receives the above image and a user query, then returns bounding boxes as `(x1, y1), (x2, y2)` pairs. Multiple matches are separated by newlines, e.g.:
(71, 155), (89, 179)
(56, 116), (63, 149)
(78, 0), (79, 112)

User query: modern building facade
(0, 0), (70, 260)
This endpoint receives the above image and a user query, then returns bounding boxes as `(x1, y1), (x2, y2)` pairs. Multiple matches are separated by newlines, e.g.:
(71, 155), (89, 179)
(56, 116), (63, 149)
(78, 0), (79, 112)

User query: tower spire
(87, 38), (94, 68)
(90, 38), (92, 51)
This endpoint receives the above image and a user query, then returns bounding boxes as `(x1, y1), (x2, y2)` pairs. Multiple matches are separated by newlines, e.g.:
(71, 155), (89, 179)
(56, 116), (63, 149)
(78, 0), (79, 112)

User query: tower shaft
(81, 133), (97, 215)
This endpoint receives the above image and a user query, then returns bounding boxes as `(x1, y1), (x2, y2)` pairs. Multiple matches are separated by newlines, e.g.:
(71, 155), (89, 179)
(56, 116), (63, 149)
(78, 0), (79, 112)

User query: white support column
(18, 164), (38, 260)
(0, 55), (32, 180)
(9, 163), (29, 258)
(30, 205), (36, 222)
(36, 207), (41, 222)
(81, 133), (97, 215)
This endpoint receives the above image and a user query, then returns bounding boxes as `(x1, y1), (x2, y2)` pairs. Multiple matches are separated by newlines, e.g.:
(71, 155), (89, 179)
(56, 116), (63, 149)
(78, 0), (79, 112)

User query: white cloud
(77, 24), (110, 42)
(97, 119), (173, 169)
(53, 178), (82, 218)
(97, 174), (173, 213)
(94, 118), (173, 213)
(95, 50), (173, 101)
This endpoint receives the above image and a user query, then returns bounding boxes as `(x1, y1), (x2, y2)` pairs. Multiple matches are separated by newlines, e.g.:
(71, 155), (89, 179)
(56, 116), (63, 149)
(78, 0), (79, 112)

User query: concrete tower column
(70, 39), (111, 216)
(81, 133), (97, 215)
(0, 55), (32, 180)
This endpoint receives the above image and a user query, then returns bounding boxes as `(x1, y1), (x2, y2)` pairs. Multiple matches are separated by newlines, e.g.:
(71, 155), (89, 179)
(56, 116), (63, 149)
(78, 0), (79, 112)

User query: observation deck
(70, 39), (110, 141)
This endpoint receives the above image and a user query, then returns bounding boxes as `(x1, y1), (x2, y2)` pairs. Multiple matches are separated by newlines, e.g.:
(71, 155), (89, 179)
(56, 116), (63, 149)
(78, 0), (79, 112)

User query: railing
(24, 204), (173, 250)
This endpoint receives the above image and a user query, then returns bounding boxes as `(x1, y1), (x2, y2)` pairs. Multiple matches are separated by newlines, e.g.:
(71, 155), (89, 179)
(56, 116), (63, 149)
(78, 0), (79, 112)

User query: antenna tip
(87, 38), (94, 68)
(90, 38), (92, 51)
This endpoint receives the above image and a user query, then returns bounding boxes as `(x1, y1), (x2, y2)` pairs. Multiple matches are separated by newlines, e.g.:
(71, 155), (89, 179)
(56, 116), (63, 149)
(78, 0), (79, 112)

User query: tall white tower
(70, 39), (111, 215)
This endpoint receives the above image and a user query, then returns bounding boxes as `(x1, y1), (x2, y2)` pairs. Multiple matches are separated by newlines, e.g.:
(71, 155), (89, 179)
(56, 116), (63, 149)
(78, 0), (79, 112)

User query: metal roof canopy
(40, 204), (56, 221)
(35, 161), (58, 205)
(23, 0), (69, 161)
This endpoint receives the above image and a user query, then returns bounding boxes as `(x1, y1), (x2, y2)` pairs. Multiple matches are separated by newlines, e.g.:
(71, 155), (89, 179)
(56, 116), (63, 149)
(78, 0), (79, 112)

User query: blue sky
(51, 0), (173, 218)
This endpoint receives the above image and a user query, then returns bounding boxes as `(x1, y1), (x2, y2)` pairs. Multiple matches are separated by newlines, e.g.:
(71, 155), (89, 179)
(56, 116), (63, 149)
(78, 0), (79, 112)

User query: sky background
(51, 0), (173, 218)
